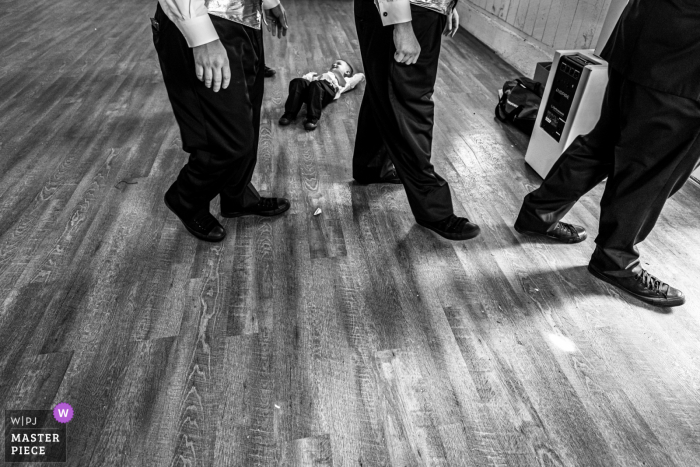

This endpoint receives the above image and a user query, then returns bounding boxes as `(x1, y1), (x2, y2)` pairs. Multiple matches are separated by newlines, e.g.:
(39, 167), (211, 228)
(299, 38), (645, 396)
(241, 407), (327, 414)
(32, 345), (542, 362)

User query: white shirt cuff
(179, 14), (219, 48)
(376, 0), (412, 26)
(263, 0), (280, 10)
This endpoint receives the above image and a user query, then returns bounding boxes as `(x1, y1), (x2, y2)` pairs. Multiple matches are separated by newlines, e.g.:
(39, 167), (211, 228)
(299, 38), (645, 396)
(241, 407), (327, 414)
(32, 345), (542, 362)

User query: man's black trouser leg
(305, 81), (335, 120)
(353, 0), (453, 222)
(517, 69), (700, 274)
(284, 78), (310, 117)
(515, 71), (621, 233)
(153, 5), (263, 215)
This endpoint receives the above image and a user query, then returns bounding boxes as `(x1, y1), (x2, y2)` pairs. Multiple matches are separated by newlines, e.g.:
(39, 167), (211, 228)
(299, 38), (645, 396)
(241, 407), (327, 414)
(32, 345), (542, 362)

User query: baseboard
(455, 2), (554, 77)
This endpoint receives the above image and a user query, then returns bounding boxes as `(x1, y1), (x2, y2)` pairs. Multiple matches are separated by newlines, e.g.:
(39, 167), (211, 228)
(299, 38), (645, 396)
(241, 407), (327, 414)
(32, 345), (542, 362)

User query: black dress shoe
(354, 171), (402, 185)
(514, 221), (587, 243)
(279, 113), (295, 126)
(221, 197), (291, 218)
(264, 65), (276, 78)
(164, 193), (226, 242)
(416, 214), (481, 241)
(381, 169), (402, 184)
(304, 118), (318, 131)
(588, 263), (686, 307)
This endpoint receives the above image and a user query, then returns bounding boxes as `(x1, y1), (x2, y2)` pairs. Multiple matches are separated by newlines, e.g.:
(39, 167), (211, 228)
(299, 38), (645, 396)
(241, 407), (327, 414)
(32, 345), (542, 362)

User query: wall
(456, 0), (614, 76)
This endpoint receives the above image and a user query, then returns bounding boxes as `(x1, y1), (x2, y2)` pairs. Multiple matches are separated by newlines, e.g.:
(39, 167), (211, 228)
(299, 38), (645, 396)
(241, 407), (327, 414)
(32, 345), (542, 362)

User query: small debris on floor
(313, 208), (322, 216)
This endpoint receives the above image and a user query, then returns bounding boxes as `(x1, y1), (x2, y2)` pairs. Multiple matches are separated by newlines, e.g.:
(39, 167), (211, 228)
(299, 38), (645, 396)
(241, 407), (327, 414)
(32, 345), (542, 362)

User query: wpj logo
(4, 405), (71, 463)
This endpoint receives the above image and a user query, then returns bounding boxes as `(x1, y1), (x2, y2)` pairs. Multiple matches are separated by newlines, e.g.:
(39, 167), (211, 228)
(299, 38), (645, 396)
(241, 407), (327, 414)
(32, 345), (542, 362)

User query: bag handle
(495, 102), (523, 123)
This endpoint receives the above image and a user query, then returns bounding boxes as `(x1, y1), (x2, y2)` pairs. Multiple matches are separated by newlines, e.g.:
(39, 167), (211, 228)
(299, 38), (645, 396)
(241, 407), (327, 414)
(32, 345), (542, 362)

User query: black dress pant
(284, 78), (336, 120)
(517, 69), (700, 275)
(152, 4), (264, 215)
(353, 0), (453, 223)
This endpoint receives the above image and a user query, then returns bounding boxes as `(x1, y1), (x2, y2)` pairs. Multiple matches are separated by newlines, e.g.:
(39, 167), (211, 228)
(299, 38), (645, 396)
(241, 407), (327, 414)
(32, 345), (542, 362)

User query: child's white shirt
(302, 71), (366, 100)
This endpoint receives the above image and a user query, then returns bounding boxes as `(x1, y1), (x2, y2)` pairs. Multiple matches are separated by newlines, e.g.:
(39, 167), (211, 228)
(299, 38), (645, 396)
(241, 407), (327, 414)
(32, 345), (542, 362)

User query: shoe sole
(354, 178), (403, 185)
(514, 223), (587, 244)
(416, 220), (481, 241)
(221, 202), (291, 219)
(356, 180), (402, 185)
(164, 195), (226, 243)
(588, 264), (686, 307)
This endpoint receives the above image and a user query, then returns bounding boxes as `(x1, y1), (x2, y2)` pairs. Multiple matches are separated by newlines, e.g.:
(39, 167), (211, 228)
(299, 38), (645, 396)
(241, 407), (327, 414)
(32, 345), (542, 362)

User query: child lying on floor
(279, 59), (365, 131)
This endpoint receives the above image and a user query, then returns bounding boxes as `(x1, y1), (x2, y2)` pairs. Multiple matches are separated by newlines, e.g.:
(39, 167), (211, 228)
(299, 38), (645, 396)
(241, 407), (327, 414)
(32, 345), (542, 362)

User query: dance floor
(1, 0), (700, 465)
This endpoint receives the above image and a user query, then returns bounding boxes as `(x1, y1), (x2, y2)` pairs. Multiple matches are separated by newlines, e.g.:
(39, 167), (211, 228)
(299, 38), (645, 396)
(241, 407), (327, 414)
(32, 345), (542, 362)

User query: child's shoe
(304, 118), (319, 131)
(279, 113), (295, 125)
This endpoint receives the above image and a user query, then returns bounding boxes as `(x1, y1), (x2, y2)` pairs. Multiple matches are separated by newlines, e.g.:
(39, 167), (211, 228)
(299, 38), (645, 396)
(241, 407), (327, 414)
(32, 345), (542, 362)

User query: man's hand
(393, 22), (421, 65)
(193, 40), (230, 92)
(265, 4), (289, 39)
(443, 9), (460, 37)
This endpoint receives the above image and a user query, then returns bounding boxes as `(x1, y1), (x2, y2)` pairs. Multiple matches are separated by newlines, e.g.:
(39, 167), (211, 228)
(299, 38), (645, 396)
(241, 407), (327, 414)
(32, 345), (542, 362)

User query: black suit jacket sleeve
(601, 0), (700, 101)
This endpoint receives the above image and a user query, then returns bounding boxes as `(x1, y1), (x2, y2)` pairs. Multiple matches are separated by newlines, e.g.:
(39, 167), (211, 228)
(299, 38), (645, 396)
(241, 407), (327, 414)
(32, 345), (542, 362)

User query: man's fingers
(203, 67), (213, 88)
(265, 14), (273, 34)
(281, 12), (289, 36)
(212, 66), (222, 92)
(222, 64), (231, 90)
(196, 64), (204, 81)
(395, 50), (421, 65)
(267, 6), (288, 39)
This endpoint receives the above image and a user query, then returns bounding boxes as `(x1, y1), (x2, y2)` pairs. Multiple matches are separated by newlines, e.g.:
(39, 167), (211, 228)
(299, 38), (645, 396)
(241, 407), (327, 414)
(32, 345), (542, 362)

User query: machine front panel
(540, 54), (598, 142)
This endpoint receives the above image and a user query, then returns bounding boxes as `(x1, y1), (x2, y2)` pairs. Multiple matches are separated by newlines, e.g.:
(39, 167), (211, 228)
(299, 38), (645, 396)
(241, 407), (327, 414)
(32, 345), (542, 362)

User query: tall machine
(524, 50), (608, 178)
(524, 0), (629, 178)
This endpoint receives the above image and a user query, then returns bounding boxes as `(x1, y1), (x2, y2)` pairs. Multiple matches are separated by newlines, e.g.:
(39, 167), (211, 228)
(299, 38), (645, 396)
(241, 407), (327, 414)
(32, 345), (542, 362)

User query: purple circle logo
(53, 403), (74, 423)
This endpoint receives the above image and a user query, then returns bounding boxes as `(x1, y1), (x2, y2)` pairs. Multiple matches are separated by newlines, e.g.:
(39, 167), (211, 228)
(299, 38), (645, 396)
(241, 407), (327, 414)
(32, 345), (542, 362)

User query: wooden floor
(2, 0), (700, 466)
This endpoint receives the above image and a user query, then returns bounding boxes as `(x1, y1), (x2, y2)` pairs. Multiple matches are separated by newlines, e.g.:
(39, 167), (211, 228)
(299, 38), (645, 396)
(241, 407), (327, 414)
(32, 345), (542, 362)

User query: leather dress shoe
(164, 193), (226, 242)
(304, 118), (319, 131)
(354, 171), (402, 185)
(514, 221), (587, 243)
(221, 197), (291, 218)
(416, 214), (481, 241)
(264, 65), (276, 78)
(588, 263), (686, 307)
(279, 113), (295, 126)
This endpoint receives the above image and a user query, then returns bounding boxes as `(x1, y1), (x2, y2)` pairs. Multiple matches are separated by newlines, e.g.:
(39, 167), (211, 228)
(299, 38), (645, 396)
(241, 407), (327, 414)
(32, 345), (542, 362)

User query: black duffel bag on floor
(495, 77), (544, 135)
